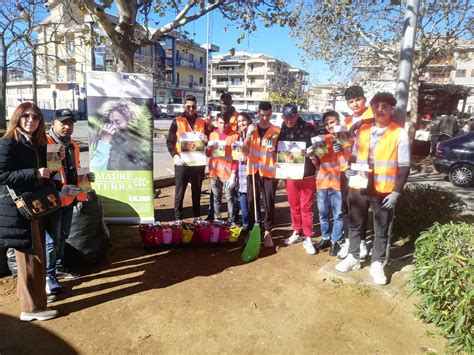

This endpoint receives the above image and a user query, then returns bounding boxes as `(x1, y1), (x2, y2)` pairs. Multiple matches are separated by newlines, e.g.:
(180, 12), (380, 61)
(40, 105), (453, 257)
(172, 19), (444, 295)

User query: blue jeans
(239, 192), (249, 227)
(45, 204), (74, 277)
(210, 177), (237, 223)
(316, 189), (343, 242)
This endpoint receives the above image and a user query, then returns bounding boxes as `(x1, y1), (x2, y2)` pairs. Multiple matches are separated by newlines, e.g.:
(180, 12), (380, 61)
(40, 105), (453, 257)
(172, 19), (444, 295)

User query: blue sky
(179, 12), (344, 86)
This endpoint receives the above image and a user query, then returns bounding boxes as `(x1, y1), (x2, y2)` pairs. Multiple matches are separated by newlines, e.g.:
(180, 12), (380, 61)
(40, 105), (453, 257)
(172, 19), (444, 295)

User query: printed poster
(86, 71), (154, 223)
(47, 144), (62, 171)
(231, 140), (243, 161)
(179, 132), (207, 166)
(209, 140), (226, 157)
(275, 141), (306, 180)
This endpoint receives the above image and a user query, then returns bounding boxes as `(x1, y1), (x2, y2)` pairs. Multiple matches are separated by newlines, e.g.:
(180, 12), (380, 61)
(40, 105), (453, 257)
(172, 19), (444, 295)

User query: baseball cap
(282, 103), (298, 117)
(54, 109), (76, 122)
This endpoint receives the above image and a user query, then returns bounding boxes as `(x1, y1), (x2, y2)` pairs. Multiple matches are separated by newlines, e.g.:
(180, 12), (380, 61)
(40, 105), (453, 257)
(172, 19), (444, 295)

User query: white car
(270, 112), (283, 127)
(167, 103), (185, 117)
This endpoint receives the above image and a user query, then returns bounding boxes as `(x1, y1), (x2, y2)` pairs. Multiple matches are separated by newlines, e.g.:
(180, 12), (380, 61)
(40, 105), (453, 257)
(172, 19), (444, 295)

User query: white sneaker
(335, 254), (361, 272)
(20, 308), (58, 322)
(284, 231), (303, 246)
(360, 240), (368, 260)
(370, 261), (387, 285)
(263, 231), (274, 248)
(337, 240), (349, 259)
(303, 238), (316, 255)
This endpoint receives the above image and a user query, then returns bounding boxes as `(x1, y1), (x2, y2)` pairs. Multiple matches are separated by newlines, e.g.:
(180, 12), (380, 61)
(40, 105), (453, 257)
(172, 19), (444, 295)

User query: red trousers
(285, 176), (315, 238)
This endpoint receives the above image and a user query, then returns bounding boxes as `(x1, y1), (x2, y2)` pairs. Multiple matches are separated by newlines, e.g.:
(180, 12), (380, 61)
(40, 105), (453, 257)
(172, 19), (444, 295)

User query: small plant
(394, 184), (466, 243)
(411, 222), (473, 352)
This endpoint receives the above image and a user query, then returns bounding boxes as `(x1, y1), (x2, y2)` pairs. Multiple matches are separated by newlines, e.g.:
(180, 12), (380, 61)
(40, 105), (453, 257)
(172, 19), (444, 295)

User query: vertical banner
(86, 72), (154, 223)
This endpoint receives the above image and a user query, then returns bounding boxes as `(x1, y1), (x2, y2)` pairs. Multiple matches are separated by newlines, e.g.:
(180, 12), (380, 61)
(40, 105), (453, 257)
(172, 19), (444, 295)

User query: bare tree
(68, 0), (291, 72)
(291, 0), (473, 136)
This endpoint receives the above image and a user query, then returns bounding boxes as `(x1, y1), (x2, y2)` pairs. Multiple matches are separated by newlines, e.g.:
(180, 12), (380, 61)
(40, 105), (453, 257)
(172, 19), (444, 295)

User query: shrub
(411, 222), (473, 352)
(394, 184), (466, 243)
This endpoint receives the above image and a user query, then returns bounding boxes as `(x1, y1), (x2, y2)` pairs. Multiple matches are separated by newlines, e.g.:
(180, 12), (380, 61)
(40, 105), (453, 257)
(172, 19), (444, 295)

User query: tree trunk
(0, 54), (7, 130)
(113, 41), (136, 73)
(408, 67), (420, 142)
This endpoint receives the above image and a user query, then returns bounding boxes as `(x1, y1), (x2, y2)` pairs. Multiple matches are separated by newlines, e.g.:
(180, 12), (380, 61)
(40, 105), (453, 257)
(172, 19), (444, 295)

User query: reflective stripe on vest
(356, 122), (402, 193)
(246, 124), (280, 178)
(175, 116), (206, 155)
(46, 135), (87, 206)
(208, 131), (238, 180)
(317, 134), (342, 190)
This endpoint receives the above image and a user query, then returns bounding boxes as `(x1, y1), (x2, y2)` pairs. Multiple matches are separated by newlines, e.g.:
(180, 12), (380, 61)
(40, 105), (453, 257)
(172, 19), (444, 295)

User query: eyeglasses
(21, 113), (41, 121)
(185, 105), (197, 109)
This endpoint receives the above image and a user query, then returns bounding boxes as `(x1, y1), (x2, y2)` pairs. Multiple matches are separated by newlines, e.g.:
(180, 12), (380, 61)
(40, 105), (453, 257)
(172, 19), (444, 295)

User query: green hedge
(394, 184), (466, 243)
(411, 222), (473, 352)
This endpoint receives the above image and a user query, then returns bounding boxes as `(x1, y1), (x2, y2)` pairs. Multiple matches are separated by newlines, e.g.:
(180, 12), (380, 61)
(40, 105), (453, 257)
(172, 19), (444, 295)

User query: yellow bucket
(229, 226), (242, 242)
(182, 229), (194, 243)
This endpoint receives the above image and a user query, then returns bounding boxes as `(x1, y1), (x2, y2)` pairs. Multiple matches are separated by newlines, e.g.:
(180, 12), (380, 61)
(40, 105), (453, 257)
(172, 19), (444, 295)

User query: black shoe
(204, 215), (214, 221)
(329, 241), (341, 256)
(316, 238), (331, 251)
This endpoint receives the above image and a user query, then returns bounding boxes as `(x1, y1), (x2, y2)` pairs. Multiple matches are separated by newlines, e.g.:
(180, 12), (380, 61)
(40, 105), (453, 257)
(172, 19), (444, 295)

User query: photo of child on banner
(275, 141), (306, 179)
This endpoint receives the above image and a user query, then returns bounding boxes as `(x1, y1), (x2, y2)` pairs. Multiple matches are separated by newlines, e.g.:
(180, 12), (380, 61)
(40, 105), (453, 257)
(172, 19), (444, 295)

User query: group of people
(167, 86), (410, 285)
(0, 104), (94, 321)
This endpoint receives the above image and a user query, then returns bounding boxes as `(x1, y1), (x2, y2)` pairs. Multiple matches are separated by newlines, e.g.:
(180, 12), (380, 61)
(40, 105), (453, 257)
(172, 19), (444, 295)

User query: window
(199, 77), (203, 85)
(176, 72), (180, 85)
(189, 75), (193, 88)
(455, 69), (466, 77)
(67, 63), (76, 82)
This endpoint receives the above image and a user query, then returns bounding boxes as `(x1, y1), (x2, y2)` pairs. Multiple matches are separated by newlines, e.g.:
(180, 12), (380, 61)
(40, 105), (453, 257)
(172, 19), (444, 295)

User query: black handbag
(6, 185), (62, 220)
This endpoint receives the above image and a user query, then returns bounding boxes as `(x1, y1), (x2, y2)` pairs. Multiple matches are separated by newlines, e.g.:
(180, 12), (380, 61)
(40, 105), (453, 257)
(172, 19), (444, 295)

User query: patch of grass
(329, 277), (344, 288)
(349, 283), (373, 296)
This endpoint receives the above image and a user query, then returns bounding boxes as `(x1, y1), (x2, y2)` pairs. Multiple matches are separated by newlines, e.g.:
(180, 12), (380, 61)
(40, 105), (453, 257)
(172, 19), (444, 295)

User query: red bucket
(219, 228), (230, 243)
(172, 227), (183, 244)
(197, 225), (211, 243)
(152, 226), (163, 246)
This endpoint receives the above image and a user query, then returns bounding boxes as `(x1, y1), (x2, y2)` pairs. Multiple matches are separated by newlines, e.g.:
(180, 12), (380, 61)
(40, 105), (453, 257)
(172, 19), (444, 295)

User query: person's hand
(382, 191), (400, 209)
(306, 146), (316, 158)
(87, 172), (96, 182)
(99, 123), (118, 143)
(246, 124), (257, 137)
(225, 174), (236, 190)
(199, 134), (208, 143)
(60, 184), (82, 197)
(333, 142), (342, 153)
(58, 146), (66, 160)
(344, 169), (356, 179)
(36, 168), (51, 179)
(173, 154), (186, 166)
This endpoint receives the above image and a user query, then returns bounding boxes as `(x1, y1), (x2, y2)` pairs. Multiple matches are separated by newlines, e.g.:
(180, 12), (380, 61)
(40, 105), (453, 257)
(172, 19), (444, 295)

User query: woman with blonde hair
(0, 102), (58, 321)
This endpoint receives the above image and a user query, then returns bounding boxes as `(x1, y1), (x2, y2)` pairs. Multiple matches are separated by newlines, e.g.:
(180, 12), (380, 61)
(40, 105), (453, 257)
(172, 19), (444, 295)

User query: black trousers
(247, 172), (277, 232)
(341, 173), (366, 241)
(347, 188), (393, 262)
(174, 165), (205, 220)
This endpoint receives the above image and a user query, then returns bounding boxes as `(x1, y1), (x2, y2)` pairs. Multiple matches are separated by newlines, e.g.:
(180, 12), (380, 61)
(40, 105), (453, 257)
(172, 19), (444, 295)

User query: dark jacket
(278, 117), (318, 178)
(0, 135), (46, 249)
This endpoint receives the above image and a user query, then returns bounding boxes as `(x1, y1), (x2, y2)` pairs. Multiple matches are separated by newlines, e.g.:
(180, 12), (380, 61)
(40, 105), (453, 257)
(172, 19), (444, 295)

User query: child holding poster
(206, 113), (239, 224)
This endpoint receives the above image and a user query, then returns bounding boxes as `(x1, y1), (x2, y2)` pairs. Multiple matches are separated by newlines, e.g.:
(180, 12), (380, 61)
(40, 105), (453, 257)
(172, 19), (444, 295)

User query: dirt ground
(0, 180), (447, 354)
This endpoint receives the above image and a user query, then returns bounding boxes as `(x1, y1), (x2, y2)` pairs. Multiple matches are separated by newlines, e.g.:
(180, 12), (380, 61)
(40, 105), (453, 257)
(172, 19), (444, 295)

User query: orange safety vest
(340, 106), (374, 172)
(208, 131), (238, 180)
(46, 135), (87, 206)
(317, 134), (342, 191)
(355, 122), (402, 194)
(246, 124), (280, 178)
(175, 115), (206, 155)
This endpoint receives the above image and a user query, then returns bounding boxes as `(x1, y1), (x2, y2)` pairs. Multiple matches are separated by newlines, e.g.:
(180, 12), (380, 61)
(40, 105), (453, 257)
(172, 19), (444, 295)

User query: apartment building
(5, 0), (215, 118)
(209, 51), (308, 111)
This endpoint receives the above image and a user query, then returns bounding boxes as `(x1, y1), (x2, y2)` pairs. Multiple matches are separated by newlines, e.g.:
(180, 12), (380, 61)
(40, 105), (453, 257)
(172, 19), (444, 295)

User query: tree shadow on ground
(0, 313), (78, 355)
(53, 224), (278, 316)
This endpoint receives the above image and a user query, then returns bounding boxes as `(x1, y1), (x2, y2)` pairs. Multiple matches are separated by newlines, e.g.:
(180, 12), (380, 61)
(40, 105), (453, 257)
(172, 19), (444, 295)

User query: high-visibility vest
(246, 124), (280, 178)
(355, 122), (402, 194)
(175, 115), (206, 155)
(208, 131), (238, 180)
(317, 134), (342, 190)
(46, 135), (87, 206)
(340, 106), (374, 172)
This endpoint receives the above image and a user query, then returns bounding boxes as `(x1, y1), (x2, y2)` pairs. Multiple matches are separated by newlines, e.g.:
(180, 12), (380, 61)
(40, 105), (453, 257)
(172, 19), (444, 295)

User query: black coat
(0, 135), (46, 249)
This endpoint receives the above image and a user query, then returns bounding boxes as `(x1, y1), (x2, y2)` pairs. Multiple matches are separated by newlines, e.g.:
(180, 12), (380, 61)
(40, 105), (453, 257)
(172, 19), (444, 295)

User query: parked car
(270, 112), (283, 127)
(433, 132), (474, 187)
(300, 112), (325, 134)
(167, 103), (185, 117)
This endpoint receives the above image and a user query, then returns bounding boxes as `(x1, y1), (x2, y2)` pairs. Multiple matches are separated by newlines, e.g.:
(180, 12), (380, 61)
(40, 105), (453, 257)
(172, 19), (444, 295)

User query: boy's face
(347, 96), (367, 115)
(217, 117), (229, 132)
(258, 109), (272, 125)
(324, 116), (339, 134)
(184, 100), (197, 116)
(371, 101), (393, 126)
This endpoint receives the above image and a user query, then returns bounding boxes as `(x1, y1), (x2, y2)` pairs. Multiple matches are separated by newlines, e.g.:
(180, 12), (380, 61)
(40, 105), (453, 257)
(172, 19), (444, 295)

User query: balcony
(57, 46), (75, 62)
(212, 69), (245, 75)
